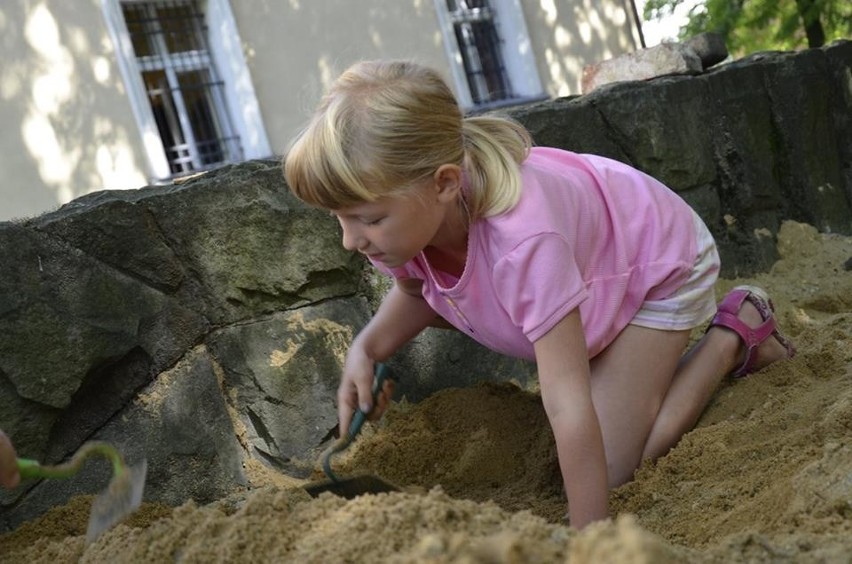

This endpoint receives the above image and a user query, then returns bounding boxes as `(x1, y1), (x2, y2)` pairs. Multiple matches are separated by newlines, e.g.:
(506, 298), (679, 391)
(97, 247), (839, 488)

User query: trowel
(304, 363), (399, 498)
(16, 441), (147, 543)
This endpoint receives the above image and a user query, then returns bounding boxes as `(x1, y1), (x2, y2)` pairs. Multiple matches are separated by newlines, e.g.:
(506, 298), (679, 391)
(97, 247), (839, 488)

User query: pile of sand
(1, 221), (850, 562)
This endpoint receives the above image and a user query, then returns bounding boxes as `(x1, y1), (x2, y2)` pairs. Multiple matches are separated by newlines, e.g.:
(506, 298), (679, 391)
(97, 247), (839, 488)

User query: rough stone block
(685, 32), (729, 69)
(581, 42), (703, 94)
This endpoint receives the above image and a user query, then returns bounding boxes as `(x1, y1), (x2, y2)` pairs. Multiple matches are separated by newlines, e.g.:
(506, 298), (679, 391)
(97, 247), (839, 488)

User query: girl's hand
(0, 430), (20, 489)
(338, 349), (395, 434)
(335, 279), (435, 434)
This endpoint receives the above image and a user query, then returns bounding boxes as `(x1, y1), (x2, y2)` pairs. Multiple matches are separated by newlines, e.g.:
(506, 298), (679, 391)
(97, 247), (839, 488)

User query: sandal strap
(711, 310), (777, 349)
(709, 287), (779, 377)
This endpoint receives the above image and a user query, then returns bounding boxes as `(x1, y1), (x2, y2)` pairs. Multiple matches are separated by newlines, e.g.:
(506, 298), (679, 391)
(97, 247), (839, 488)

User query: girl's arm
(339, 278), (439, 431)
(533, 308), (609, 529)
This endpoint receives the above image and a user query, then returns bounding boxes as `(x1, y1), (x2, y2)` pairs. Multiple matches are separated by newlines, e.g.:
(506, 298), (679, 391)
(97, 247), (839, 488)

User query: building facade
(1, 0), (642, 221)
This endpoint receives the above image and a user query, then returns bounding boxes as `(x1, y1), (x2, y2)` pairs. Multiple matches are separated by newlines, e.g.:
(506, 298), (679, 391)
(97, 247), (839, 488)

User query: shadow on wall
(229, 0), (449, 151)
(527, 0), (641, 96)
(235, 0), (642, 146)
(3, 0), (641, 221)
(1, 0), (147, 221)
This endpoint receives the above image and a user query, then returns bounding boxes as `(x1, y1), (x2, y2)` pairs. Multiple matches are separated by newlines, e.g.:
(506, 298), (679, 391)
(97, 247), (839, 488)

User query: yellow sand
(1, 221), (850, 563)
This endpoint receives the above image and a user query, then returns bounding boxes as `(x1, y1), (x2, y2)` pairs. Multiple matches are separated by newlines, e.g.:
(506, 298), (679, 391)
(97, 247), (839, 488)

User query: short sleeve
(492, 233), (588, 343)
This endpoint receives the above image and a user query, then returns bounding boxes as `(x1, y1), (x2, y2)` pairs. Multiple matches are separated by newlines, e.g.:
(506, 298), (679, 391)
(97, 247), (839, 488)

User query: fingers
(354, 369), (376, 415)
(0, 430), (20, 489)
(337, 357), (375, 433)
(337, 381), (357, 436)
(338, 360), (395, 434)
(367, 379), (395, 421)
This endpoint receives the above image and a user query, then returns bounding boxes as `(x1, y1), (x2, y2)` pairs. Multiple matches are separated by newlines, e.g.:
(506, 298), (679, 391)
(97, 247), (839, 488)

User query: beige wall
(1, 0), (149, 222)
(233, 0), (641, 158)
(230, 0), (452, 157)
(523, 0), (641, 97)
(1, 0), (639, 222)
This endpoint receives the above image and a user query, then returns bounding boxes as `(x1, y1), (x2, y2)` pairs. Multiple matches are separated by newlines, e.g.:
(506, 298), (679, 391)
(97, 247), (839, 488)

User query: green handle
(17, 458), (74, 479)
(321, 362), (395, 482)
(347, 362), (392, 439)
(15, 442), (127, 481)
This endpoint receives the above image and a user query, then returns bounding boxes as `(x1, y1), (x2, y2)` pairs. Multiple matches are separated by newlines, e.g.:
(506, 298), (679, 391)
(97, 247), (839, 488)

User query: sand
(1, 220), (850, 563)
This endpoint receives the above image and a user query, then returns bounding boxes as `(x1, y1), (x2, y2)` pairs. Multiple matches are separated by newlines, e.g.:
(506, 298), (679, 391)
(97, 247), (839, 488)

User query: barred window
(446, 0), (513, 105)
(435, 0), (543, 111)
(121, 0), (242, 176)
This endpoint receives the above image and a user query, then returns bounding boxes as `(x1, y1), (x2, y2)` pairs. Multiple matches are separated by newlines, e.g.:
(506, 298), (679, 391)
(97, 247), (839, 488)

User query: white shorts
(629, 210), (720, 331)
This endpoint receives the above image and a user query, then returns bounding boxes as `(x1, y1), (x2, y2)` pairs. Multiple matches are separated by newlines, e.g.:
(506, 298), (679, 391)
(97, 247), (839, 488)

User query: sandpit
(1, 221), (850, 562)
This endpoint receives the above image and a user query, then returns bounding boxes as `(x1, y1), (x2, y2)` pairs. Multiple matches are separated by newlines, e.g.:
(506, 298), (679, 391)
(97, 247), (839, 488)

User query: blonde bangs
(284, 101), (378, 209)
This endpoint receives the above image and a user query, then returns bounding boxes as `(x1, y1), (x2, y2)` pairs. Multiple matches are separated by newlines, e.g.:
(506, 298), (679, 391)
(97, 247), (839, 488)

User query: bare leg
(589, 295), (792, 488)
(641, 296), (792, 461)
(589, 326), (691, 487)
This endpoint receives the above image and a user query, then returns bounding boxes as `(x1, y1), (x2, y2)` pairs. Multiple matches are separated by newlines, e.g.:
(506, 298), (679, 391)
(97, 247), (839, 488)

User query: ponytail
(462, 115), (531, 220)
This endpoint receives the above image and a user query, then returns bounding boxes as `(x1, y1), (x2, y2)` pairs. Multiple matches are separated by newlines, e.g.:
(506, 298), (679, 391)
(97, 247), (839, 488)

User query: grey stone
(0, 347), (246, 530)
(685, 32), (729, 69)
(207, 298), (372, 476)
(581, 42), (703, 94)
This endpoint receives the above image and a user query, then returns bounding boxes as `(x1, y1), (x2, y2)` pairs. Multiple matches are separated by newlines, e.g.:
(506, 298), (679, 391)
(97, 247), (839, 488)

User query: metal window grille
(121, 0), (242, 176)
(445, 0), (514, 105)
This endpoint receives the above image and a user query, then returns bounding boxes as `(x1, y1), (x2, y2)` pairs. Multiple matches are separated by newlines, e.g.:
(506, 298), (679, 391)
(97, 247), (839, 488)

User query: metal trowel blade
(304, 474), (398, 499)
(86, 459), (147, 543)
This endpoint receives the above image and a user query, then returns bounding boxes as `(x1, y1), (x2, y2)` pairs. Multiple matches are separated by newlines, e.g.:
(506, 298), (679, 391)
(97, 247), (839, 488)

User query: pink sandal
(709, 285), (796, 378)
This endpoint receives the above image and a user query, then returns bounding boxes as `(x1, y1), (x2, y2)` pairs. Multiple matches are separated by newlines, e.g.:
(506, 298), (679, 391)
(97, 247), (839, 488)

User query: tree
(643, 0), (851, 56)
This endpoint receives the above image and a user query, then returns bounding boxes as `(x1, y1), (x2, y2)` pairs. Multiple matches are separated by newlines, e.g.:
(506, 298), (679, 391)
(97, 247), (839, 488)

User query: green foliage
(643, 0), (851, 56)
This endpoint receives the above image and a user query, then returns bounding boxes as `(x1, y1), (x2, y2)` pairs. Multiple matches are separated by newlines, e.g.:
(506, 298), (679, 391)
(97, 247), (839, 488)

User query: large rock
(0, 160), (368, 527)
(206, 298), (372, 477)
(581, 41), (703, 94)
(684, 32), (729, 69)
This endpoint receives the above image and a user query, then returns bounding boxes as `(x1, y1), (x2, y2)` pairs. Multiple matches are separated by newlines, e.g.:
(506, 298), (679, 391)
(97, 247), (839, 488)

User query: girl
(283, 60), (795, 528)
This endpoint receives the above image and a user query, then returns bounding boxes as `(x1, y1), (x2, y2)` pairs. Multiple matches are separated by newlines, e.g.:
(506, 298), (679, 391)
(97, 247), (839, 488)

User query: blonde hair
(283, 60), (531, 220)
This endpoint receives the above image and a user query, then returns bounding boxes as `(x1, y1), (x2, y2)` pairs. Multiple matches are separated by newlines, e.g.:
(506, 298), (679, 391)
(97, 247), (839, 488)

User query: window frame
(102, 0), (271, 181)
(433, 0), (545, 111)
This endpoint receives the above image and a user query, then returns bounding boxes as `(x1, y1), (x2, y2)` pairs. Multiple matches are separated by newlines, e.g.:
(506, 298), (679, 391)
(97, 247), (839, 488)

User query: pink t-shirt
(371, 147), (698, 361)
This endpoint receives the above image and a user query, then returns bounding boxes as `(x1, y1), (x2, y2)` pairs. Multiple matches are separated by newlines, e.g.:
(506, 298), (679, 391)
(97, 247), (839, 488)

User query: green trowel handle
(16, 458), (75, 479)
(15, 442), (127, 484)
(347, 362), (394, 439)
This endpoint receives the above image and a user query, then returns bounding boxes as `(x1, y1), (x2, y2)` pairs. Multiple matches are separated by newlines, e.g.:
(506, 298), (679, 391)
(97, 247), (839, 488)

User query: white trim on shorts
(629, 210), (720, 331)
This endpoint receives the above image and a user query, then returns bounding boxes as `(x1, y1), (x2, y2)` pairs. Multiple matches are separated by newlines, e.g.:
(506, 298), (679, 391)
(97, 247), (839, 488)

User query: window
(435, 0), (544, 111)
(103, 0), (270, 181)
